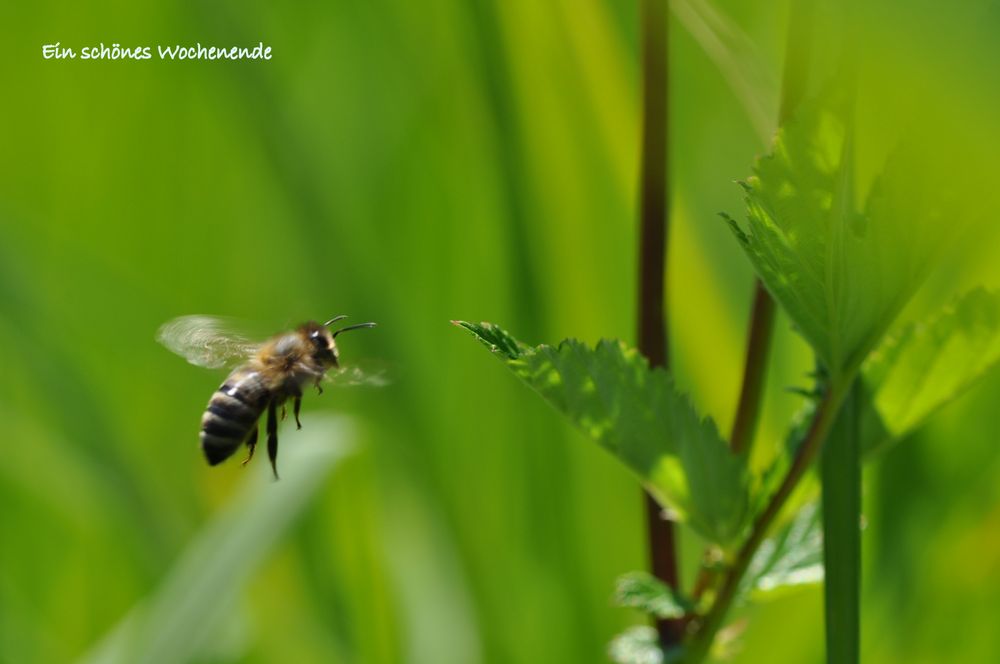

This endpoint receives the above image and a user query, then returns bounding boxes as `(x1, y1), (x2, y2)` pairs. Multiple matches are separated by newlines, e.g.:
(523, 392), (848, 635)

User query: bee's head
(305, 323), (339, 368)
(308, 316), (377, 369)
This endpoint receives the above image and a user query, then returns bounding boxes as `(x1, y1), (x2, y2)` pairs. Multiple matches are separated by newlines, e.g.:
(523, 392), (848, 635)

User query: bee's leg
(293, 396), (302, 430)
(266, 400), (280, 480)
(241, 424), (259, 466)
(314, 376), (324, 395)
(281, 405), (287, 421)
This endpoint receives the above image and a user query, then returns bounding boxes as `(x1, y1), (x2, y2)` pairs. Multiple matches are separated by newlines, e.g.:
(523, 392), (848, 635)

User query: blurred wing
(325, 362), (390, 388)
(157, 315), (262, 369)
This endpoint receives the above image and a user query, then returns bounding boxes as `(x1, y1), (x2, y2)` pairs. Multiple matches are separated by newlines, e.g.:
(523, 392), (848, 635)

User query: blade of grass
(77, 417), (357, 664)
(670, 0), (778, 144)
(821, 384), (861, 664)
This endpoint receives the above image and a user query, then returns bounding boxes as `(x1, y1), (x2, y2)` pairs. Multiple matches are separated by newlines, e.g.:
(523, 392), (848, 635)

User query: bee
(157, 315), (377, 478)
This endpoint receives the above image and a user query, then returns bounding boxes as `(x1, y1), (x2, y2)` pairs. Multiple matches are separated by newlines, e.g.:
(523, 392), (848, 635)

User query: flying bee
(157, 315), (378, 478)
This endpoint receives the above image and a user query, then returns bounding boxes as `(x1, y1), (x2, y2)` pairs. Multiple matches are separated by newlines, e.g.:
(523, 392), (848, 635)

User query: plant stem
(636, 0), (683, 649)
(685, 385), (847, 662)
(821, 6), (862, 658)
(728, 0), (814, 458)
(821, 382), (861, 664)
(729, 284), (776, 455)
(637, 0), (669, 371)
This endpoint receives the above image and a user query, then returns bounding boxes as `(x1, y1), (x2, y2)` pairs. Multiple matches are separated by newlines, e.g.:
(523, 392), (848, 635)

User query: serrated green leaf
(454, 321), (751, 548)
(743, 501), (823, 601)
(861, 288), (1000, 457)
(729, 92), (949, 378)
(452, 319), (529, 358)
(613, 571), (693, 619)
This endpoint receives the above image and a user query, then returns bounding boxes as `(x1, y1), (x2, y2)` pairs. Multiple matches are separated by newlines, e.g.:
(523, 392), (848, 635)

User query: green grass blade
(821, 386), (861, 664)
(76, 417), (357, 664)
(671, 0), (777, 143)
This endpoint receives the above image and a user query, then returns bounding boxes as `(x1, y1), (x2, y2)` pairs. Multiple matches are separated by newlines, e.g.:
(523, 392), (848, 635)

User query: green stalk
(821, 20), (860, 656)
(685, 383), (848, 663)
(636, 0), (683, 649)
(821, 382), (862, 663)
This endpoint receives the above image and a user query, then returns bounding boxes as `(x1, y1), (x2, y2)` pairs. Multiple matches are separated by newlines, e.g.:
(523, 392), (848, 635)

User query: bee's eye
(309, 332), (328, 348)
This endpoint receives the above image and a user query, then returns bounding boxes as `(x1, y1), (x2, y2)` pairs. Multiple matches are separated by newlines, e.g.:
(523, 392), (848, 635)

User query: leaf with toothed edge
(613, 571), (693, 619)
(453, 321), (752, 549)
(727, 89), (953, 378)
(860, 287), (1000, 457)
(743, 501), (824, 601)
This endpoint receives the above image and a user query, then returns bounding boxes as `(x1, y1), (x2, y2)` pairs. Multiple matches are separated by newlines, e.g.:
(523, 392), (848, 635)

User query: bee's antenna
(324, 315), (349, 327)
(332, 322), (377, 338)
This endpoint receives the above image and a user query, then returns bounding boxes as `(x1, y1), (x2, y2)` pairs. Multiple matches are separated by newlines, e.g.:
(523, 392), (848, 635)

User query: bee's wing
(156, 315), (263, 369)
(325, 362), (391, 388)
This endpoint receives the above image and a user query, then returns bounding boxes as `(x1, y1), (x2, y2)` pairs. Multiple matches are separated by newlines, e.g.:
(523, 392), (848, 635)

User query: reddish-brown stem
(685, 385), (846, 662)
(729, 0), (814, 458)
(729, 284), (776, 455)
(636, 0), (683, 649)
(637, 0), (669, 372)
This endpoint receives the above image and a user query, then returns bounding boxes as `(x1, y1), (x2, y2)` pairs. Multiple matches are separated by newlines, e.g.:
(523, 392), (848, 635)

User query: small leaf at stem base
(614, 571), (693, 619)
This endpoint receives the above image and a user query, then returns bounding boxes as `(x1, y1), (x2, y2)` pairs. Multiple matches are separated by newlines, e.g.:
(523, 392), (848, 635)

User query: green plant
(454, 1), (999, 662)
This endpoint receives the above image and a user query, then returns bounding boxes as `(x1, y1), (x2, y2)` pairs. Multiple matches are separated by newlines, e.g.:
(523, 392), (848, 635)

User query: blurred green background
(2, 1), (999, 662)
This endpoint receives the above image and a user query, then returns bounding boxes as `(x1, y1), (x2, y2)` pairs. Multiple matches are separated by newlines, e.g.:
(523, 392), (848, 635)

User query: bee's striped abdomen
(200, 369), (270, 465)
